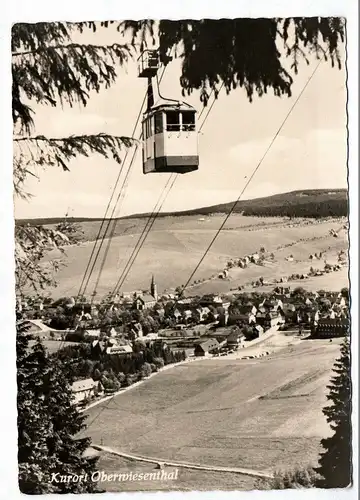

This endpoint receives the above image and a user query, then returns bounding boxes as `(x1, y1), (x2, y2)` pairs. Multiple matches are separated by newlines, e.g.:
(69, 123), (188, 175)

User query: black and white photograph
(11, 14), (356, 495)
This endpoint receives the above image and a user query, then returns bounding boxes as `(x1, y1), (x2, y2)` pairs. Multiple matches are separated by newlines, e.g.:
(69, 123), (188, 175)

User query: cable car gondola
(138, 50), (199, 175)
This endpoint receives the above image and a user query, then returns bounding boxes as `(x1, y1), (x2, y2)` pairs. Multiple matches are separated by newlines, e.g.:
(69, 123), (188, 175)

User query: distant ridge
(16, 188), (348, 226)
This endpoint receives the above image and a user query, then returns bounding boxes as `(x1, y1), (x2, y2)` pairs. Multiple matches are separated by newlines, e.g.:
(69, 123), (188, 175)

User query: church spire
(150, 275), (158, 301)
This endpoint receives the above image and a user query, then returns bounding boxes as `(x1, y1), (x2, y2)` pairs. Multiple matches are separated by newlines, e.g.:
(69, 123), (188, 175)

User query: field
(95, 453), (258, 492)
(40, 214), (348, 299)
(83, 334), (342, 491)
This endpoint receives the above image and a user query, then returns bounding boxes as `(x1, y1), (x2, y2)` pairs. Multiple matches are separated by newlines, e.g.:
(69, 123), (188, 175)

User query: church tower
(150, 275), (158, 301)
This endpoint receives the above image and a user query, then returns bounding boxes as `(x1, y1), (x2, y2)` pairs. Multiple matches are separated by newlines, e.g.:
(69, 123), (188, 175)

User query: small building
(91, 339), (107, 355)
(134, 294), (157, 310)
(71, 378), (102, 406)
(182, 309), (193, 322)
(130, 322), (143, 339)
(226, 330), (244, 348)
(194, 339), (219, 357)
(109, 325), (126, 338)
(84, 329), (101, 339)
(106, 344), (133, 356)
(133, 276), (158, 310)
(254, 324), (264, 336)
(269, 311), (285, 327)
(312, 318), (350, 338)
(193, 306), (211, 323)
(239, 304), (257, 316)
(173, 309), (182, 322)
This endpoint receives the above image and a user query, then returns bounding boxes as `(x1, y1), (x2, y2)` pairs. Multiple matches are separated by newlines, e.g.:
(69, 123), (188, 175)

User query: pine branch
(15, 224), (74, 294)
(12, 42), (131, 58)
(12, 42), (132, 132)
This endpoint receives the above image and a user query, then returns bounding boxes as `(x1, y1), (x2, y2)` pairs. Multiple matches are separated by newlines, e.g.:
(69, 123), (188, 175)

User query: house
(182, 309), (193, 323)
(312, 318), (350, 338)
(217, 308), (229, 326)
(279, 304), (297, 323)
(144, 332), (159, 340)
(199, 294), (217, 306)
(173, 308), (182, 322)
(177, 298), (192, 305)
(256, 311), (283, 329)
(239, 303), (257, 316)
(106, 344), (133, 356)
(129, 322), (143, 339)
(193, 307), (211, 323)
(84, 329), (101, 339)
(260, 299), (282, 313)
(71, 378), (102, 406)
(91, 339), (107, 355)
(199, 295), (228, 309)
(254, 324), (264, 336)
(194, 339), (219, 356)
(226, 330), (244, 348)
(154, 307), (165, 319)
(273, 286), (291, 296)
(251, 253), (260, 263)
(268, 311), (284, 327)
(109, 326), (126, 338)
(336, 296), (347, 308)
(231, 313), (256, 326)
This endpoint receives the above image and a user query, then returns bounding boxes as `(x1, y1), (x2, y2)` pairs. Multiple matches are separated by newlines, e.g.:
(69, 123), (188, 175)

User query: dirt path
(91, 444), (274, 479)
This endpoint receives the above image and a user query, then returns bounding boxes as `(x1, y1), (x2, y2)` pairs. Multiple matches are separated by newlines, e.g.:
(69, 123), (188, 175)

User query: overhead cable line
(78, 64), (168, 300)
(174, 54), (327, 303)
(89, 142), (141, 304)
(107, 83), (223, 300)
(79, 54), (326, 436)
(109, 172), (178, 300)
(198, 83), (224, 132)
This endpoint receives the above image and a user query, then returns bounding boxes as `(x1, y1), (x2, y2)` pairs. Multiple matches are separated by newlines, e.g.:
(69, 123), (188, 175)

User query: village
(18, 275), (350, 409)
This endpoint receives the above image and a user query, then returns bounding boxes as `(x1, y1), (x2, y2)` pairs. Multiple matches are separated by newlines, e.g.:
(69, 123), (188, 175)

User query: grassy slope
(84, 337), (341, 486)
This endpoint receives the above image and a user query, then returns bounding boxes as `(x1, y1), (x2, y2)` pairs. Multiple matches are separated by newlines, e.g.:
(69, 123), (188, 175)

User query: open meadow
(83, 333), (342, 489)
(41, 214), (348, 299)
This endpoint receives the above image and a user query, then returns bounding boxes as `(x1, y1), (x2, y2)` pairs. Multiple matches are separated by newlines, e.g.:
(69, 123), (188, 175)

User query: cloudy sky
(14, 24), (348, 219)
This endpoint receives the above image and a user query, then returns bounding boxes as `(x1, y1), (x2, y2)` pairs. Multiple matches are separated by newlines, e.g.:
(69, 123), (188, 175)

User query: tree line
(52, 339), (186, 393)
(243, 199), (348, 219)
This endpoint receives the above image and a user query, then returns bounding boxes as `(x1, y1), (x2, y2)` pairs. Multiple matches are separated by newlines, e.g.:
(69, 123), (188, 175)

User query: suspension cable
(78, 64), (168, 300)
(106, 84), (220, 300)
(110, 173), (178, 299)
(198, 83), (224, 132)
(77, 109), (144, 299)
(106, 83), (222, 301)
(78, 54), (326, 436)
(89, 143), (141, 304)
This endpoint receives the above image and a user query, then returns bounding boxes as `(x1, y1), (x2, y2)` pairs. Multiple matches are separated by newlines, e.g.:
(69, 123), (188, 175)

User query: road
(91, 444), (274, 479)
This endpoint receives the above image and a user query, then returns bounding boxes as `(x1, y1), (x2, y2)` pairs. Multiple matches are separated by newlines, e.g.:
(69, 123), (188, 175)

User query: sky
(14, 24), (348, 219)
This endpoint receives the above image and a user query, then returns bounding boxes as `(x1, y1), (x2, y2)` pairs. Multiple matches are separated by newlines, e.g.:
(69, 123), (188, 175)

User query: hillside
(154, 189), (348, 219)
(16, 189), (348, 227)
(38, 214), (348, 299)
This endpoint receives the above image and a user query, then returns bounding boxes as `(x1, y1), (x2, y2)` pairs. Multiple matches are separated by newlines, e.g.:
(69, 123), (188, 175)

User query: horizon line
(15, 187), (348, 222)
